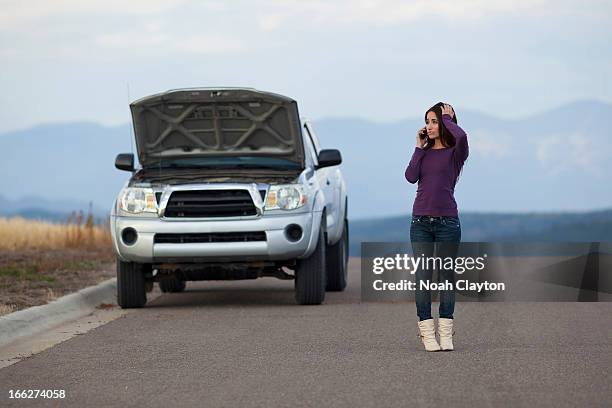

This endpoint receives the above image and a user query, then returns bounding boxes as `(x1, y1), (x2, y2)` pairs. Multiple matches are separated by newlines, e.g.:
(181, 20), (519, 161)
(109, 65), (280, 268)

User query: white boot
(417, 319), (441, 352)
(438, 318), (455, 351)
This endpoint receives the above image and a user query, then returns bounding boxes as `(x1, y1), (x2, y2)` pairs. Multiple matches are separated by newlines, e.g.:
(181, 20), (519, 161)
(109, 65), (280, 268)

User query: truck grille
(154, 232), (267, 244)
(164, 190), (257, 218)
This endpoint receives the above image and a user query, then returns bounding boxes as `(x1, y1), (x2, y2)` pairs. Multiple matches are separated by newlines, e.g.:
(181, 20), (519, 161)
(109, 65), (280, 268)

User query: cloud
(257, 14), (285, 32)
(176, 36), (245, 54)
(2, 0), (608, 60)
(2, 0), (599, 35)
(251, 0), (556, 30)
(94, 24), (244, 54)
(0, 0), (186, 30)
(536, 137), (564, 175)
(469, 131), (511, 158)
(536, 131), (603, 176)
(95, 33), (168, 49)
(0, 0), (610, 133)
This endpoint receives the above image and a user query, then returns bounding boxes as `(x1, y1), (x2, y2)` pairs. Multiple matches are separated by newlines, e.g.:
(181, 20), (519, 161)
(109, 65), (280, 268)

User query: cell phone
(419, 128), (427, 139)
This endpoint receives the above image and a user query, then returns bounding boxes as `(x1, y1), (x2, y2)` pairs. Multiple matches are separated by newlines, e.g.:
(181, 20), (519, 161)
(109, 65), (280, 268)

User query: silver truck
(111, 88), (348, 307)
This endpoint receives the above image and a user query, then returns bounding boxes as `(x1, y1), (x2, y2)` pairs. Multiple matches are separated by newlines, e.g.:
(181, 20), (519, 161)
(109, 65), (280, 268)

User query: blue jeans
(410, 215), (461, 321)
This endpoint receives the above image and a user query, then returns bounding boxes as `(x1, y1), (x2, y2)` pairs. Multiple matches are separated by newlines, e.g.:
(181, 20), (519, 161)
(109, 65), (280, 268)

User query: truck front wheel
(325, 218), (349, 291)
(117, 258), (148, 308)
(295, 223), (326, 305)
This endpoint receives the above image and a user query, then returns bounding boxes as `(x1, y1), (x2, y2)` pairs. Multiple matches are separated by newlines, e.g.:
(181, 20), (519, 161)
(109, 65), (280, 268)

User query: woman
(404, 102), (469, 352)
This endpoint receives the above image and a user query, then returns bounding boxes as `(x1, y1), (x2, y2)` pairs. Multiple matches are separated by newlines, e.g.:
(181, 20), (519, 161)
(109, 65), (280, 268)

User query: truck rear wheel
(159, 277), (186, 293)
(117, 258), (147, 308)
(295, 223), (326, 305)
(326, 218), (349, 291)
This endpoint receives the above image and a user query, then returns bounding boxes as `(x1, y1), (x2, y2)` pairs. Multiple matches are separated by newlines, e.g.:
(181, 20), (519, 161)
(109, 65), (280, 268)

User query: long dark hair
(422, 102), (459, 150)
(423, 102), (467, 183)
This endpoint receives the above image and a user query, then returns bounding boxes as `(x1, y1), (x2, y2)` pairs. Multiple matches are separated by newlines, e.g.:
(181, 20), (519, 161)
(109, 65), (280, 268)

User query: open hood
(130, 88), (305, 168)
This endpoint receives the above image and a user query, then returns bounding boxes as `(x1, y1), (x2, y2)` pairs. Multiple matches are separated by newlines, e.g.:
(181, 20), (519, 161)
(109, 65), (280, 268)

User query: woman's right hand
(415, 127), (427, 149)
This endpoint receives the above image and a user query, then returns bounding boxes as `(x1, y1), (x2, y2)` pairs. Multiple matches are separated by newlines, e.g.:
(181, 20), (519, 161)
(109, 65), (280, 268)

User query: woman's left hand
(441, 104), (455, 118)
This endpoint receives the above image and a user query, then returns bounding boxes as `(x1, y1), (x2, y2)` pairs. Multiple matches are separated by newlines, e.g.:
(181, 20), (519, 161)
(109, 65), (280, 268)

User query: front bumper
(111, 212), (319, 263)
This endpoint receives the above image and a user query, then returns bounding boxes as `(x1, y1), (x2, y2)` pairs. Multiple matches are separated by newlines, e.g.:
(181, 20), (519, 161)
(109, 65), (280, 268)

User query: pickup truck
(111, 88), (348, 307)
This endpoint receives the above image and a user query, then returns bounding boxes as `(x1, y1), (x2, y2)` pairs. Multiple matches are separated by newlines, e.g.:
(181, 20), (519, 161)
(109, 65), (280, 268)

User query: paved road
(1, 258), (610, 407)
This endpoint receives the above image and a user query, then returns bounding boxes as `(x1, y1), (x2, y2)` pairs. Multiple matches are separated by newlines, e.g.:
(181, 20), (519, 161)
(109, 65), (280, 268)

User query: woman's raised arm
(442, 113), (469, 166)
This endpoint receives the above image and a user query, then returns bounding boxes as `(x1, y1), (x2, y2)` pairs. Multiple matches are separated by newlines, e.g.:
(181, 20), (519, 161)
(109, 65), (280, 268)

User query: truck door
(304, 122), (338, 238)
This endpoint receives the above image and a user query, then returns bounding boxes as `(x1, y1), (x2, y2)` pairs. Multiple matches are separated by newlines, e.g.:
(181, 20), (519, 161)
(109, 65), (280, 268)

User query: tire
(295, 222), (326, 305)
(117, 258), (147, 308)
(159, 277), (186, 293)
(326, 218), (349, 291)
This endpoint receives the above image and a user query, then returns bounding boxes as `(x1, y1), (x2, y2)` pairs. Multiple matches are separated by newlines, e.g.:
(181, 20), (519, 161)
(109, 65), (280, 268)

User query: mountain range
(0, 99), (610, 221)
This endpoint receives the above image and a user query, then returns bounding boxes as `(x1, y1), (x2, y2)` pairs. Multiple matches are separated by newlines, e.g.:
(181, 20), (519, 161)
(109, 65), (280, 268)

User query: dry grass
(0, 304), (17, 315)
(0, 211), (116, 316)
(0, 211), (111, 251)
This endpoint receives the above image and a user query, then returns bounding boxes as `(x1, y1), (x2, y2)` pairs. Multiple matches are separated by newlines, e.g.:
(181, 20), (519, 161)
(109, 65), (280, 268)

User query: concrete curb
(0, 278), (117, 347)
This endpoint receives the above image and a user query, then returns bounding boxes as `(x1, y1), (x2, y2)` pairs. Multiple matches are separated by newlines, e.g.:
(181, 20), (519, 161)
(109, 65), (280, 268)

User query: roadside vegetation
(0, 210), (116, 316)
(0, 210), (111, 250)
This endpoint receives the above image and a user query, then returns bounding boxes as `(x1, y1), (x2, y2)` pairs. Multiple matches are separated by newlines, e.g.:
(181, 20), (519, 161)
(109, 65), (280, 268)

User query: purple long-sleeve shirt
(404, 113), (469, 217)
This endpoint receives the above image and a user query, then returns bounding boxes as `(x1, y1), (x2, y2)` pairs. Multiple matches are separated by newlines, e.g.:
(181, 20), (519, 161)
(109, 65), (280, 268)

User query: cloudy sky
(0, 0), (610, 133)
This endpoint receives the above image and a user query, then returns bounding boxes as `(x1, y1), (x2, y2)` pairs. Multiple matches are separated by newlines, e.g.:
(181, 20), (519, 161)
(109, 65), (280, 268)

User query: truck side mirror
(316, 149), (342, 169)
(115, 153), (135, 172)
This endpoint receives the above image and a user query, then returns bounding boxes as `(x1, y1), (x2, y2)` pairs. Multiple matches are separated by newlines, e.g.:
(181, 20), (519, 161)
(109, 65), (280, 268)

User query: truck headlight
(265, 185), (307, 210)
(119, 187), (157, 215)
